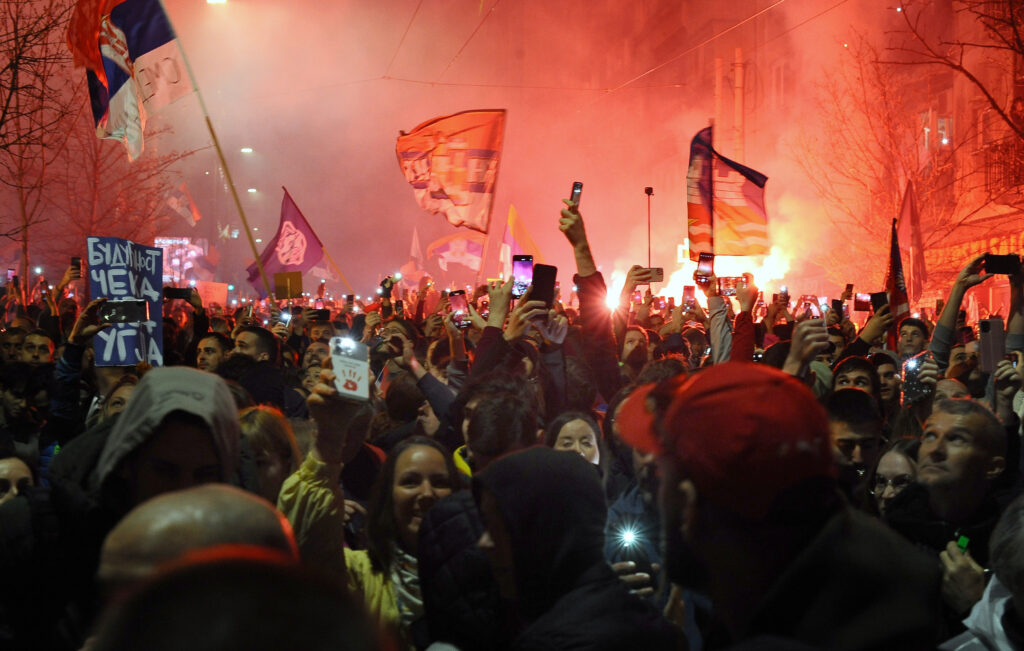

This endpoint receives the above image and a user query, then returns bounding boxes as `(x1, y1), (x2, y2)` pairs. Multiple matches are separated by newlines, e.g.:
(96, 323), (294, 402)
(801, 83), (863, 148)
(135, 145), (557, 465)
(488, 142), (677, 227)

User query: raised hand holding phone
(329, 336), (370, 402)
(783, 318), (830, 377)
(503, 286), (547, 342)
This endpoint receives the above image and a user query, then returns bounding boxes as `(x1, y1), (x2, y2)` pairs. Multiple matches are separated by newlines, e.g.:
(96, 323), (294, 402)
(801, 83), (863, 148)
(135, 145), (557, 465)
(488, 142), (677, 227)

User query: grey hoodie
(92, 367), (240, 490)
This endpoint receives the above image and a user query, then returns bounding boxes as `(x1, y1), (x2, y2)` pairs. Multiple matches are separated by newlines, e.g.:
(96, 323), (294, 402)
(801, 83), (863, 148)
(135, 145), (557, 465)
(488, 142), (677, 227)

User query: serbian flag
(67, 0), (191, 160)
(246, 189), (325, 298)
(426, 232), (485, 272)
(396, 109), (506, 233)
(686, 126), (770, 261)
(897, 180), (927, 303)
(883, 219), (911, 351)
(166, 183), (201, 227)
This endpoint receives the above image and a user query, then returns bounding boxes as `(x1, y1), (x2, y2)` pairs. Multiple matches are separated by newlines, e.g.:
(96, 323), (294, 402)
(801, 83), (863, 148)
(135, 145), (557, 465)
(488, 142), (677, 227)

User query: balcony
(982, 135), (1024, 195)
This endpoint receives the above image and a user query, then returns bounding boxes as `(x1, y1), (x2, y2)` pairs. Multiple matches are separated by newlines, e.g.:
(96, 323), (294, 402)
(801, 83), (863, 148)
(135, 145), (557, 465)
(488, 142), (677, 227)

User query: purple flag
(247, 188), (324, 297)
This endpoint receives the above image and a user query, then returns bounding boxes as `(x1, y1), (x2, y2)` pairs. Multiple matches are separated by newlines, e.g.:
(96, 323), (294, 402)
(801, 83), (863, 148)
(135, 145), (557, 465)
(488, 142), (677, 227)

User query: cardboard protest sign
(87, 236), (164, 366)
(274, 271), (302, 299)
(195, 280), (228, 307)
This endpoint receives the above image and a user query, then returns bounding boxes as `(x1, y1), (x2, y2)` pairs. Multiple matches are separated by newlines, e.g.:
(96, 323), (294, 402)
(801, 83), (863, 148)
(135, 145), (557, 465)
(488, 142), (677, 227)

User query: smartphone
(71, 256), (82, 273)
(615, 526), (655, 590)
(799, 295), (821, 318)
(979, 318), (1006, 374)
(902, 350), (934, 404)
(637, 267), (664, 285)
(163, 287), (192, 300)
(667, 297), (676, 310)
(531, 264), (557, 308)
(311, 309), (331, 321)
(632, 290), (643, 305)
(683, 285), (696, 310)
(694, 253), (714, 287)
(870, 292), (889, 314)
(512, 255), (533, 298)
(854, 293), (872, 311)
(570, 181), (583, 206)
(717, 276), (745, 297)
(774, 286), (790, 307)
(98, 299), (149, 324)
(983, 253), (1022, 275)
(346, 294), (355, 304)
(329, 336), (370, 402)
(314, 298), (325, 309)
(5, 269), (13, 282)
(449, 290), (470, 329)
(1007, 353), (1020, 369)
(653, 297), (666, 310)
(394, 299), (404, 314)
(845, 283), (854, 295)
(831, 299), (844, 316)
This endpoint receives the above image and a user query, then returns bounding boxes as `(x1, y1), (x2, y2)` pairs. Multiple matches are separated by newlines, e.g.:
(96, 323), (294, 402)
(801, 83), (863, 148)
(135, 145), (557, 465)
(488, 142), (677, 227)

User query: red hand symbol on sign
(343, 379), (358, 391)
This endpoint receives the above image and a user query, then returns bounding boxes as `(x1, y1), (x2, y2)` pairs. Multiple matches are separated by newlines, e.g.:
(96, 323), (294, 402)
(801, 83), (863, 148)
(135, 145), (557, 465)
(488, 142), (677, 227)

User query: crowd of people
(1, 197), (1023, 650)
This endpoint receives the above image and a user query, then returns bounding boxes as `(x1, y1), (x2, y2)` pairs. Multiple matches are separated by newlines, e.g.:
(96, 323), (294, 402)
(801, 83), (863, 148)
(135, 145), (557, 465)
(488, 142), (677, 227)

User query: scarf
(389, 544), (424, 631)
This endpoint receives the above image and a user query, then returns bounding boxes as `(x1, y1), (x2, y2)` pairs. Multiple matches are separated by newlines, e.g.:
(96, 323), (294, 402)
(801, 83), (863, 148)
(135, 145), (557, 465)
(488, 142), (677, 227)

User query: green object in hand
(957, 535), (970, 553)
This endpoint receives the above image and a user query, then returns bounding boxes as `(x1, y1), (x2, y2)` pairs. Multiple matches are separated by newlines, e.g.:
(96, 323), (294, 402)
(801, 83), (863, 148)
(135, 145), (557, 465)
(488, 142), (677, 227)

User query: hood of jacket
(473, 446), (607, 621)
(93, 367), (240, 491)
(746, 508), (943, 650)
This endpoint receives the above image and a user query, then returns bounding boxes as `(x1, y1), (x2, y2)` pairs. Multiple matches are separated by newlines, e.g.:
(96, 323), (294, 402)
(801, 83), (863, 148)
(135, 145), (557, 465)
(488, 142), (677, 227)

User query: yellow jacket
(278, 454), (402, 635)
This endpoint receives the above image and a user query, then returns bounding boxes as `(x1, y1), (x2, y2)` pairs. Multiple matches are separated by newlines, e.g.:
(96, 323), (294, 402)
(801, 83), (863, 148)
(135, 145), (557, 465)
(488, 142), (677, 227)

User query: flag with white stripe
(686, 126), (770, 259)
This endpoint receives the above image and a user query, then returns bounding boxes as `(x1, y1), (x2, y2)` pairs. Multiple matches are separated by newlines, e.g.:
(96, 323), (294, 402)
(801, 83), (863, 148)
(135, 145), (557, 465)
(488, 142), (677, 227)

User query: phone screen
(512, 255), (533, 298)
(6, 269), (14, 282)
(694, 253), (714, 285)
(449, 290), (470, 328)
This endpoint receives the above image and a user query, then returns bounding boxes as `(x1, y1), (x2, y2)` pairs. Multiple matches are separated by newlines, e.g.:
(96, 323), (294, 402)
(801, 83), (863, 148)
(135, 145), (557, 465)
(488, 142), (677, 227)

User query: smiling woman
(279, 428), (457, 648)
(332, 437), (456, 647)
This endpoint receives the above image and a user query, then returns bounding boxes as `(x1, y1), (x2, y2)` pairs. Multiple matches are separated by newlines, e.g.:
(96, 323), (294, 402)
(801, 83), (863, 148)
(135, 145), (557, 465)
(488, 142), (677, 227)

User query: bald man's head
(99, 485), (297, 588)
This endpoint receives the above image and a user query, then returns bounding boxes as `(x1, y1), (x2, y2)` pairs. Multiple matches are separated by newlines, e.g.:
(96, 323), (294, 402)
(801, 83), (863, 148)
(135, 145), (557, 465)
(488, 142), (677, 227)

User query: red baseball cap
(618, 363), (835, 520)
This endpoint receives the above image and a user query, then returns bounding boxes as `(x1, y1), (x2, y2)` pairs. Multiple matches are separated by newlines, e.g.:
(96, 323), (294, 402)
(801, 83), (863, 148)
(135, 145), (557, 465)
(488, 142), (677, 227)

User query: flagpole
(157, 1), (273, 299)
(320, 247), (355, 293)
(478, 207), (508, 286)
(708, 119), (715, 255)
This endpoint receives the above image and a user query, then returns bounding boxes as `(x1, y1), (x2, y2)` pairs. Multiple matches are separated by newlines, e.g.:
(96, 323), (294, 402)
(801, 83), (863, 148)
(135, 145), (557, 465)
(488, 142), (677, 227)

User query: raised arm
(931, 255), (993, 371)
(277, 365), (368, 586)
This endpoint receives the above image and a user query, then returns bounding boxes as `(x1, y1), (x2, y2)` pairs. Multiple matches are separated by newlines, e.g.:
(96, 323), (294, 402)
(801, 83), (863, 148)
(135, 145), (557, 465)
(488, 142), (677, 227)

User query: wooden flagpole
(158, 1), (273, 299)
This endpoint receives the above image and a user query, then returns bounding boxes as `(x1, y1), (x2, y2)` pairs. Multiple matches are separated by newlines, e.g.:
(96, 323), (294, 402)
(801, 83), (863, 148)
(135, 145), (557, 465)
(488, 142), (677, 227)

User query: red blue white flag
(68, 0), (191, 159)
(884, 219), (911, 351)
(686, 126), (770, 260)
(425, 232), (485, 272)
(396, 110), (506, 233)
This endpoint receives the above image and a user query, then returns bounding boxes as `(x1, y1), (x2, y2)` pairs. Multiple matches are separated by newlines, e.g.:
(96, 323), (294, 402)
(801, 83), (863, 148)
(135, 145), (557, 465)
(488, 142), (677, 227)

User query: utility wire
(384, 0), (424, 77)
(435, 0), (504, 82)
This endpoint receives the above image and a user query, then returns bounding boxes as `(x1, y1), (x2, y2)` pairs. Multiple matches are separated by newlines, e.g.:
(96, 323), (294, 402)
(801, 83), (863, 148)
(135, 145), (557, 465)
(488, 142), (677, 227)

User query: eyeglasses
(870, 474), (913, 495)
